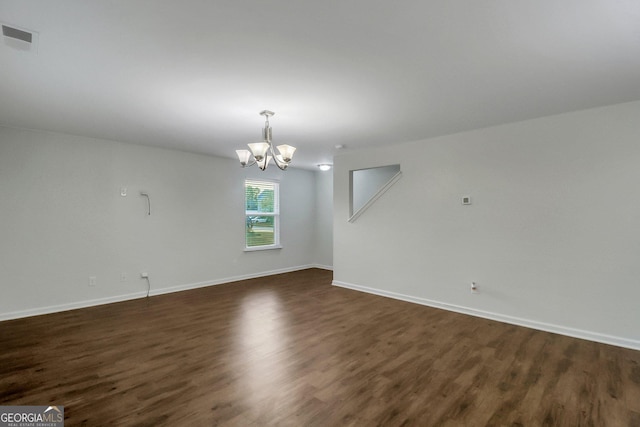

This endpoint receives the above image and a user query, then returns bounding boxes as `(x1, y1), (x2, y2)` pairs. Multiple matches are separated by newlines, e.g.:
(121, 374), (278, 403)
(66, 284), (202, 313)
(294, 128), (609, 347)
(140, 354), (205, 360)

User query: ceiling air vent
(2, 23), (38, 52)
(2, 25), (32, 43)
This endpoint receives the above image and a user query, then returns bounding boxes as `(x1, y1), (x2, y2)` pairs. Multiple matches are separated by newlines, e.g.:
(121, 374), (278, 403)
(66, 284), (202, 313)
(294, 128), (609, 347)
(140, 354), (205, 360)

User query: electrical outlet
(140, 272), (149, 279)
(120, 187), (127, 197)
(471, 282), (478, 293)
(89, 276), (97, 287)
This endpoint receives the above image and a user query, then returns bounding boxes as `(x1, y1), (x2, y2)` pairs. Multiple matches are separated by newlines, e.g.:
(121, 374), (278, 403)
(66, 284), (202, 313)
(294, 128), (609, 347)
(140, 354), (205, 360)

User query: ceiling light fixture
(318, 164), (332, 171)
(235, 110), (296, 171)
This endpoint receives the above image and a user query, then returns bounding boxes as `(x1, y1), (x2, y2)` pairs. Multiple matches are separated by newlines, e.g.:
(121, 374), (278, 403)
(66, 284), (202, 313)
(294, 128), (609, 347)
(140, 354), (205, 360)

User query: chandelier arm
(242, 158), (257, 168)
(274, 161), (288, 171)
(258, 154), (270, 171)
(270, 144), (288, 170)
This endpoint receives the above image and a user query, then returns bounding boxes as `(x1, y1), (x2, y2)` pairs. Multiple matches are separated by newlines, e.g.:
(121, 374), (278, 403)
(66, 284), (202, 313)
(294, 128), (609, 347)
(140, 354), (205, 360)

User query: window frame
(244, 179), (282, 251)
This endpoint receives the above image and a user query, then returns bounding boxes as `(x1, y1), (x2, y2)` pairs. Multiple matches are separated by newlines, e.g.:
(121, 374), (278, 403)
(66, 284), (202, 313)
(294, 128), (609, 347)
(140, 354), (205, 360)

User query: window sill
(244, 245), (283, 252)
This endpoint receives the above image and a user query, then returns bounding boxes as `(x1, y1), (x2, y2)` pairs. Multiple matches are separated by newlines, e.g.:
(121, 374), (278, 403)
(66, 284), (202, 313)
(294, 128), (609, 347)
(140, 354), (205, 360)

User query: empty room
(1, 1), (640, 426)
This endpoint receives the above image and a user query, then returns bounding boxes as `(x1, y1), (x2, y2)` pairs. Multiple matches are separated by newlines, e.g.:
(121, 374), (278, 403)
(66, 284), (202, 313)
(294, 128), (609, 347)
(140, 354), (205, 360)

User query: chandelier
(235, 110), (296, 171)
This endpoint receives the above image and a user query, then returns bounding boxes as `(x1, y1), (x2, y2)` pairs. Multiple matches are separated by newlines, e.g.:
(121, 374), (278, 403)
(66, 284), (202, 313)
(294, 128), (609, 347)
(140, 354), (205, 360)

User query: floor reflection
(233, 290), (292, 410)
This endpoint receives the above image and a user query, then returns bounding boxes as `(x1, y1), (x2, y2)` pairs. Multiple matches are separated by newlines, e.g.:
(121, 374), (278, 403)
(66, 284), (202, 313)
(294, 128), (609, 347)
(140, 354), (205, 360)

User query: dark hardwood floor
(1, 269), (639, 426)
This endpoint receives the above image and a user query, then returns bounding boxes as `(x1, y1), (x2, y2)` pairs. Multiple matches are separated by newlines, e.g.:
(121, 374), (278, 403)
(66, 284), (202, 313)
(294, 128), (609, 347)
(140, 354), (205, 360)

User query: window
(244, 179), (280, 250)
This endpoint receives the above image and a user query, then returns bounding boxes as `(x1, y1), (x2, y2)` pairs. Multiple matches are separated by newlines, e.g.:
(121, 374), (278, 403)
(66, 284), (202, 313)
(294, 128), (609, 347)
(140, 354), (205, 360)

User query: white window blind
(244, 179), (280, 250)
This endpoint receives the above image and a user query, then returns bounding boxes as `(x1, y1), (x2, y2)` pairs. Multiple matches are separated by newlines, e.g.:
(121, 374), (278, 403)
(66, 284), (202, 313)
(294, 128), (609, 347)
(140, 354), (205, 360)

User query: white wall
(333, 101), (640, 350)
(0, 126), (331, 319)
(314, 170), (333, 269)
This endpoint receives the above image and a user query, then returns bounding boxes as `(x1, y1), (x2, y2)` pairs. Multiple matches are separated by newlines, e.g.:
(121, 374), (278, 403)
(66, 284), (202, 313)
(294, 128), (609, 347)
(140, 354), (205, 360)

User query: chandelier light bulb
(236, 149), (252, 166)
(248, 142), (269, 161)
(276, 145), (296, 163)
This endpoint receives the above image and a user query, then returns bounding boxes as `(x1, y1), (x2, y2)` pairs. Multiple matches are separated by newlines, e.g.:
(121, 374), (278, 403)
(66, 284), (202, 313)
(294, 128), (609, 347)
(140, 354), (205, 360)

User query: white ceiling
(1, 1), (639, 169)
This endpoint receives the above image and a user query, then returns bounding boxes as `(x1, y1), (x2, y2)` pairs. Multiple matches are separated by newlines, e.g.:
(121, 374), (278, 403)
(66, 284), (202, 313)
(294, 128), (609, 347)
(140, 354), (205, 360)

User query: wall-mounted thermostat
(462, 196), (471, 205)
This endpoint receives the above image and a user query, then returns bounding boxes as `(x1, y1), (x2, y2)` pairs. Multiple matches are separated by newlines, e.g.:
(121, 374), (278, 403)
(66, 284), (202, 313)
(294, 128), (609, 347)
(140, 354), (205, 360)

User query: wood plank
(1, 269), (639, 426)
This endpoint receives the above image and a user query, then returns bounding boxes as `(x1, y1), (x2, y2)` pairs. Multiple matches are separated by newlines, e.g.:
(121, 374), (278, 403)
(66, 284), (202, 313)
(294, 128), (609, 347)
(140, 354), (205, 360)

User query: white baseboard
(332, 280), (640, 351)
(0, 265), (323, 322)
(311, 264), (333, 271)
(0, 292), (148, 322)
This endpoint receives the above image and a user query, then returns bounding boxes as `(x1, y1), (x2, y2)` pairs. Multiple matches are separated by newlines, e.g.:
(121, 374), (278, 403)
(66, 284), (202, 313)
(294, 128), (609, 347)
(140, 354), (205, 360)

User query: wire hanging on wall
(140, 192), (151, 215)
(144, 275), (151, 298)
